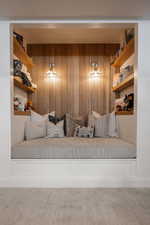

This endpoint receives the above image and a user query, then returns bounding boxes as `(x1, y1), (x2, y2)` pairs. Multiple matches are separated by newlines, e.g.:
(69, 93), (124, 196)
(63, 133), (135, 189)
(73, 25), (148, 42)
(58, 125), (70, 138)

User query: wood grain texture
(28, 44), (119, 116)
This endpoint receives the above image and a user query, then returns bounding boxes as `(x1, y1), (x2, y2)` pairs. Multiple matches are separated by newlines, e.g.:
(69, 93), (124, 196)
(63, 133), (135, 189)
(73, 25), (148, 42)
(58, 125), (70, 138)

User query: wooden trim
(112, 74), (134, 92)
(111, 39), (134, 67)
(27, 43), (119, 57)
(14, 77), (36, 93)
(116, 111), (133, 115)
(13, 37), (34, 69)
(14, 111), (31, 116)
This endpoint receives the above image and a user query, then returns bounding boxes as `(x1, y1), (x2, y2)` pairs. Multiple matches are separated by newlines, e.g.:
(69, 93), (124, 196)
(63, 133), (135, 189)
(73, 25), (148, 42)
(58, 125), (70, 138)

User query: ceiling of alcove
(13, 23), (135, 44)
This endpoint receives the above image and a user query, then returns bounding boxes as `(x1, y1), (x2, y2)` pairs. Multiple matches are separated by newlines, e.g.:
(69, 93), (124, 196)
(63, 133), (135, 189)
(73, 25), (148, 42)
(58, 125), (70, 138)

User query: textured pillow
(25, 120), (46, 140)
(94, 115), (109, 137)
(46, 120), (64, 138)
(108, 111), (119, 137)
(48, 114), (66, 135)
(31, 110), (55, 123)
(74, 126), (94, 138)
(66, 113), (84, 137)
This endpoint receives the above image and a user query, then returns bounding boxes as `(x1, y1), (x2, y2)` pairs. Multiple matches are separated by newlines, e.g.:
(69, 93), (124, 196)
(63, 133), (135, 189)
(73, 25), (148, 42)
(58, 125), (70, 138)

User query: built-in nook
(11, 23), (137, 159)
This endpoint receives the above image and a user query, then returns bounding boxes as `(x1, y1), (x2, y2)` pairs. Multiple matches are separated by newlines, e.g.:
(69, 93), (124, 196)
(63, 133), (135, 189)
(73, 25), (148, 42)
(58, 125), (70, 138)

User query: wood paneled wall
(28, 44), (119, 117)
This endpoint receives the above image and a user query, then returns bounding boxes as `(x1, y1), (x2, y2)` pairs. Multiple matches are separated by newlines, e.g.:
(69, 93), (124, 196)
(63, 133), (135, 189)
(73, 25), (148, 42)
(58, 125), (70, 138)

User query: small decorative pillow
(74, 126), (94, 138)
(25, 120), (46, 140)
(46, 120), (64, 138)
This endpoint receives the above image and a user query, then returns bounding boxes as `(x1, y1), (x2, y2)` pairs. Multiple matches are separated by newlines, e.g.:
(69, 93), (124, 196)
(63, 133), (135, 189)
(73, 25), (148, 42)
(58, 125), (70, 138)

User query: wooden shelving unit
(14, 111), (31, 116)
(13, 37), (34, 70)
(116, 111), (133, 115)
(14, 77), (36, 93)
(111, 39), (134, 68)
(112, 74), (134, 92)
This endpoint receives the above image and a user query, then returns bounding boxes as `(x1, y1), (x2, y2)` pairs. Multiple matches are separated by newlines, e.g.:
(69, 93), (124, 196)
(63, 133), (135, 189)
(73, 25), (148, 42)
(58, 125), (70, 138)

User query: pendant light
(46, 63), (58, 80)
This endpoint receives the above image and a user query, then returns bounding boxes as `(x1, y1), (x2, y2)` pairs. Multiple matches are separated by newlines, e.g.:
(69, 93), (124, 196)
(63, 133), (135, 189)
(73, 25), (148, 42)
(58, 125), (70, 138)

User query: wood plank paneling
(28, 44), (118, 116)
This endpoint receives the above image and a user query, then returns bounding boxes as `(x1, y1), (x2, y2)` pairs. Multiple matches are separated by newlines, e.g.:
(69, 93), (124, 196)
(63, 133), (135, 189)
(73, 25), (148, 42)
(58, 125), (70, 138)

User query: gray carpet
(0, 188), (150, 225)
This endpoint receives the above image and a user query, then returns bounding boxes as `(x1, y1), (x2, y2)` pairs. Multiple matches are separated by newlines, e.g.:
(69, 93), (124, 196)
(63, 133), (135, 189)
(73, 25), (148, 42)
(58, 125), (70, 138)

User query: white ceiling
(13, 23), (134, 44)
(0, 0), (150, 20)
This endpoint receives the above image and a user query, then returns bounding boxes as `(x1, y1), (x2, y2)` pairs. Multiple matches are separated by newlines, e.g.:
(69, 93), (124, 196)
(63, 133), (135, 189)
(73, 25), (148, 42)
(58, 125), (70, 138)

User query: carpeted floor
(0, 188), (150, 225)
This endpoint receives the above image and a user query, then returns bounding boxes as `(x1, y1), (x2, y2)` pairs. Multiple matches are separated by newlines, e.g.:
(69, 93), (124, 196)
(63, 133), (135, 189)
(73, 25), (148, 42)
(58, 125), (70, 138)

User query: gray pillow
(66, 113), (84, 137)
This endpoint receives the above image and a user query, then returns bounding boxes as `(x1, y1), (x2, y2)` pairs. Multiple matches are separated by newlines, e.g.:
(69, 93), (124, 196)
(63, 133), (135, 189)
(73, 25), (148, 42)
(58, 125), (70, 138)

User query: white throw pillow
(94, 115), (108, 137)
(46, 120), (64, 138)
(108, 111), (119, 137)
(88, 111), (101, 128)
(25, 120), (46, 140)
(92, 111), (101, 119)
(31, 110), (55, 122)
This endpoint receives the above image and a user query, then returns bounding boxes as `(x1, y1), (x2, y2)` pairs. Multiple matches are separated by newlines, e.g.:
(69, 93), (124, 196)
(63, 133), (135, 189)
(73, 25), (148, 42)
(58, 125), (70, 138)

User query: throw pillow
(74, 126), (94, 138)
(31, 110), (55, 123)
(88, 111), (101, 128)
(108, 111), (119, 137)
(25, 120), (46, 140)
(66, 113), (84, 137)
(46, 120), (64, 138)
(94, 115), (109, 137)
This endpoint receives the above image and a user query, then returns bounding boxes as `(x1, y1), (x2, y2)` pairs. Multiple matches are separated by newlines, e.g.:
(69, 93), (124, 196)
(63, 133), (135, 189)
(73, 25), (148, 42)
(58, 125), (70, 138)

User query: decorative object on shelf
(90, 62), (103, 79)
(13, 59), (32, 87)
(124, 93), (134, 111)
(46, 63), (58, 80)
(14, 96), (26, 112)
(113, 65), (134, 88)
(13, 32), (25, 50)
(111, 38), (134, 68)
(25, 100), (34, 111)
(112, 74), (134, 92)
(125, 28), (134, 44)
(14, 77), (36, 93)
(13, 37), (34, 70)
(115, 93), (134, 112)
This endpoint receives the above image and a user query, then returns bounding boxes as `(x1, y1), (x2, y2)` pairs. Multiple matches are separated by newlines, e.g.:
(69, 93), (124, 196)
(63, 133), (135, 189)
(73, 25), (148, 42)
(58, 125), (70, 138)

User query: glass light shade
(46, 63), (58, 80)
(90, 70), (102, 78)
(90, 62), (103, 79)
(46, 70), (57, 79)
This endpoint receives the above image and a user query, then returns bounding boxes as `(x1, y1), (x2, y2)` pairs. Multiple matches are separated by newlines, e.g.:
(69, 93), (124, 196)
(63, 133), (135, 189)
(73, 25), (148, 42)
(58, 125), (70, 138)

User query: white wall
(136, 21), (150, 179)
(0, 20), (150, 187)
(0, 22), (11, 178)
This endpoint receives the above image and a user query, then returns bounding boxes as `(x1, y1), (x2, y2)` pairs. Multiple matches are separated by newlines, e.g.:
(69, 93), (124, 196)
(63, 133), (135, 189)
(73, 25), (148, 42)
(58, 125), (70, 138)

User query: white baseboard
(1, 176), (150, 188)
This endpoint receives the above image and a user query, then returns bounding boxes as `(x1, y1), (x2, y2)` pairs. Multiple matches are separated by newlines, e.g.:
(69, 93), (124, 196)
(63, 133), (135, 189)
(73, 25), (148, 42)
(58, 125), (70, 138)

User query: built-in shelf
(14, 111), (31, 116)
(116, 111), (133, 115)
(13, 37), (34, 70)
(14, 77), (36, 93)
(111, 39), (134, 68)
(112, 74), (134, 92)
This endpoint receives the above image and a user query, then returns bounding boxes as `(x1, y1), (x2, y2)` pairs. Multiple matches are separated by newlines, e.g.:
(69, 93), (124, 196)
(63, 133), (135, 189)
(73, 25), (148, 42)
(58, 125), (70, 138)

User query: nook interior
(11, 23), (137, 159)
